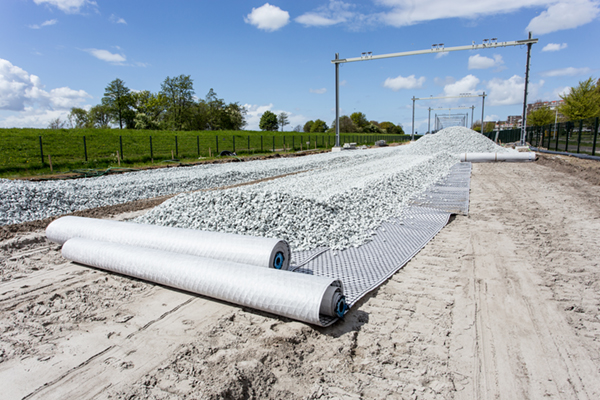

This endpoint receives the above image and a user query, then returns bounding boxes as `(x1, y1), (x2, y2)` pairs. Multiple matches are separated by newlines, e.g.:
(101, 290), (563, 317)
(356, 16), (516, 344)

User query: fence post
(39, 136), (44, 165)
(565, 122), (571, 152)
(592, 117), (598, 156)
(576, 120), (583, 154)
(247, 135), (250, 150)
(216, 135), (219, 155)
(83, 136), (88, 161)
(175, 135), (178, 157)
(555, 123), (560, 151)
(197, 136), (200, 156)
(233, 135), (236, 152)
(119, 136), (124, 161)
(272, 136), (275, 152)
(150, 136), (153, 161)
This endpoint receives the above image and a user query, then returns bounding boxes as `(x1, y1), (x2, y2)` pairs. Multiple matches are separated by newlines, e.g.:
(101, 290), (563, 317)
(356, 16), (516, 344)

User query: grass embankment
(0, 128), (413, 178)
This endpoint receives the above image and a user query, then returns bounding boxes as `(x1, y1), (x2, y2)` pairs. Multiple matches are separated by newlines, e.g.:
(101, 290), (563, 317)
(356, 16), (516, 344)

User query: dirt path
(1, 156), (599, 399)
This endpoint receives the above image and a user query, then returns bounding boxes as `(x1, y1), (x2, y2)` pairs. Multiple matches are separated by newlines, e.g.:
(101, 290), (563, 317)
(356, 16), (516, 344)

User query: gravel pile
(0, 127), (498, 229)
(136, 152), (458, 251)
(0, 152), (363, 226)
(409, 126), (513, 155)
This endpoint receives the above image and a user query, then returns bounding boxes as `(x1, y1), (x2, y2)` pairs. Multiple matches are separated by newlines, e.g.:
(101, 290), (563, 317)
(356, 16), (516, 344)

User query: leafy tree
(473, 121), (495, 133)
(48, 117), (65, 129)
(131, 91), (167, 129)
(68, 107), (90, 128)
(380, 121), (404, 134)
(160, 74), (195, 130)
(89, 104), (112, 128)
(259, 110), (278, 131)
(102, 78), (132, 129)
(278, 112), (289, 131)
(310, 119), (328, 133)
(350, 112), (368, 129)
(559, 77), (600, 122)
(528, 106), (555, 126)
(303, 120), (314, 132)
(363, 123), (382, 133)
(293, 124), (302, 132)
(331, 115), (358, 133)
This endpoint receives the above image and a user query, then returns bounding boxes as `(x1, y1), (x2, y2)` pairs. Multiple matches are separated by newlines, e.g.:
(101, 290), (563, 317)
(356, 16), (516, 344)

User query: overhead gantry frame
(332, 35), (538, 147)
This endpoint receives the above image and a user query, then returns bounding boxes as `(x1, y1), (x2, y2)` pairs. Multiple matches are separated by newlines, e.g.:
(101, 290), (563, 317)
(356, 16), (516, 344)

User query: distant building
(527, 100), (564, 114)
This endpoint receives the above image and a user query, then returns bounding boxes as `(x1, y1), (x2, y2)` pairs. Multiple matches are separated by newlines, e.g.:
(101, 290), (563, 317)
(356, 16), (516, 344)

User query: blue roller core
(273, 251), (285, 269)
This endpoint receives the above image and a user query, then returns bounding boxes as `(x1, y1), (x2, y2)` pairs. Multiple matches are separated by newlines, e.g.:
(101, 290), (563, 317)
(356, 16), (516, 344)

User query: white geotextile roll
(459, 152), (536, 162)
(47, 216), (291, 270)
(61, 238), (344, 324)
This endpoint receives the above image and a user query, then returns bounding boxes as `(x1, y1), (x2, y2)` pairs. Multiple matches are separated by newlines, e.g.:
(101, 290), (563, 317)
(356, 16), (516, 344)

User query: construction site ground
(1, 153), (599, 399)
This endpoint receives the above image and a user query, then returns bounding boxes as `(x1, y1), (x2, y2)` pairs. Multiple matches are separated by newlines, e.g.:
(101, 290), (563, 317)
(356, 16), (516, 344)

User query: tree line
(63, 75), (247, 131)
(527, 77), (600, 126)
(258, 110), (405, 134)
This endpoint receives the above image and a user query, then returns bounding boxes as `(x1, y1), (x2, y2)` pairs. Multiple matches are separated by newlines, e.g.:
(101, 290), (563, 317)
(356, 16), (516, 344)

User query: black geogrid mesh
(289, 162), (472, 326)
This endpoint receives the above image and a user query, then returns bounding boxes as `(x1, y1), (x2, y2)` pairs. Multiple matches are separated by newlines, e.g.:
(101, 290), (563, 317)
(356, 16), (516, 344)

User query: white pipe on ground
(459, 152), (536, 163)
(61, 238), (346, 324)
(47, 216), (291, 270)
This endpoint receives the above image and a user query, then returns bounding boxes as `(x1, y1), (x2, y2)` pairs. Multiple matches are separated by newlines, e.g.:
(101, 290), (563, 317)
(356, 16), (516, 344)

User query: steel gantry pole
(521, 32), (533, 146)
(335, 53), (340, 148)
(471, 106), (475, 129)
(481, 92), (486, 134)
(428, 107), (432, 134)
(411, 96), (416, 139)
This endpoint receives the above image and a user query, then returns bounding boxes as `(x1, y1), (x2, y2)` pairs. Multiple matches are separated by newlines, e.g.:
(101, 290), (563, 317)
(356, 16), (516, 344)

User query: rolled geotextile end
(61, 238), (345, 324)
(47, 216), (291, 270)
(459, 152), (536, 163)
(320, 285), (347, 318)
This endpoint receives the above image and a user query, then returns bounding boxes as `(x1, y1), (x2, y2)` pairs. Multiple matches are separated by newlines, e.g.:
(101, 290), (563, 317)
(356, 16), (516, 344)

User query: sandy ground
(1, 154), (599, 399)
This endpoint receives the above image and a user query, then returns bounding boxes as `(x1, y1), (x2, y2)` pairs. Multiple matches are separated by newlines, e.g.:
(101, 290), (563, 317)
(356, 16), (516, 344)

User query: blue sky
(0, 0), (598, 132)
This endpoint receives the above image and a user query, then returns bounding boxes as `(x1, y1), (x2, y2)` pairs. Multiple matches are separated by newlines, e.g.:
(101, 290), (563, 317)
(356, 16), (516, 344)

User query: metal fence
(483, 117), (599, 156)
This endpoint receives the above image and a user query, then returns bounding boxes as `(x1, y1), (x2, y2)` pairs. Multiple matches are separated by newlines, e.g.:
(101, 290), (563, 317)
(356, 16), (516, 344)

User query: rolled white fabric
(47, 216), (291, 270)
(61, 238), (345, 324)
(459, 152), (536, 162)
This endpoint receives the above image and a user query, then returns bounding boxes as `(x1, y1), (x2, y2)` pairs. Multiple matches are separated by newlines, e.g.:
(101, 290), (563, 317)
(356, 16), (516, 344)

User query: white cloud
(33, 0), (97, 14)
(376, 0), (554, 27)
(486, 114), (500, 122)
(85, 48), (126, 64)
(310, 88), (327, 94)
(435, 52), (449, 59)
(296, 0), (357, 27)
(526, 0), (599, 34)
(540, 67), (592, 77)
(468, 54), (503, 70)
(242, 103), (307, 131)
(383, 74), (426, 91)
(28, 19), (58, 29)
(110, 14), (127, 24)
(542, 43), (568, 52)
(0, 58), (91, 127)
(486, 75), (544, 106)
(553, 86), (571, 98)
(443, 75), (480, 97)
(244, 3), (290, 32)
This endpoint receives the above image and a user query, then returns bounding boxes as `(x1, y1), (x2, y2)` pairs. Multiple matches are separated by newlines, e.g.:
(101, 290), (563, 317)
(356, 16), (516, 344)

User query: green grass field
(0, 128), (413, 178)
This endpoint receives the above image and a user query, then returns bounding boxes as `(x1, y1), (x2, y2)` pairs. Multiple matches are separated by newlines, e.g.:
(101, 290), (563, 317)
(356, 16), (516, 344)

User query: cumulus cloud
(526, 0), (599, 34)
(245, 3), (290, 31)
(110, 14), (127, 24)
(383, 75), (426, 91)
(376, 0), (552, 27)
(542, 43), (568, 52)
(540, 67), (592, 77)
(84, 48), (126, 64)
(296, 0), (357, 27)
(310, 88), (327, 94)
(28, 19), (58, 29)
(485, 75), (543, 106)
(242, 103), (307, 131)
(468, 54), (503, 70)
(0, 58), (91, 127)
(33, 0), (97, 14)
(443, 75), (480, 97)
